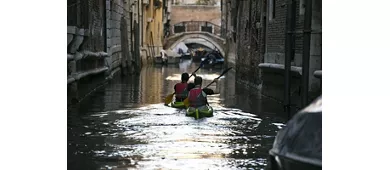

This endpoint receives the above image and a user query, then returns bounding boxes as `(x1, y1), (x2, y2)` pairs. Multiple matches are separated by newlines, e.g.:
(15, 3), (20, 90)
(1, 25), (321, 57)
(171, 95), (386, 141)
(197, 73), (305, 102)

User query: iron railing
(170, 21), (222, 36)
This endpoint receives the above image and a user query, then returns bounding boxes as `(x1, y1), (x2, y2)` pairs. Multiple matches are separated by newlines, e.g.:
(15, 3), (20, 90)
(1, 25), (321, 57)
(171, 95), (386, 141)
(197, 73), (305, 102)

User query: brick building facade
(67, 0), (143, 79)
(222, 0), (322, 105)
(170, 5), (221, 26)
(68, 0), (169, 106)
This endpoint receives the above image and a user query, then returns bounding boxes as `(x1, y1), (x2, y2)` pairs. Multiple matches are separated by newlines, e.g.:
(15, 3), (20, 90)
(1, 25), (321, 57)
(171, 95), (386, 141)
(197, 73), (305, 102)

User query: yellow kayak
(168, 101), (186, 109)
(186, 105), (214, 119)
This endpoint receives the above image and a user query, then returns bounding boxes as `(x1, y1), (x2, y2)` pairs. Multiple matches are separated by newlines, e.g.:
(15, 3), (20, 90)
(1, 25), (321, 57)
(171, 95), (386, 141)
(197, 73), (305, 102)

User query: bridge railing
(170, 21), (221, 36)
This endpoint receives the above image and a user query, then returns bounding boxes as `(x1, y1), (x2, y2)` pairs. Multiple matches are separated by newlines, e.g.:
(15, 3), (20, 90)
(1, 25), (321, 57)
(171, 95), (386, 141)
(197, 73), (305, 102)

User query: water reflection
(68, 62), (287, 170)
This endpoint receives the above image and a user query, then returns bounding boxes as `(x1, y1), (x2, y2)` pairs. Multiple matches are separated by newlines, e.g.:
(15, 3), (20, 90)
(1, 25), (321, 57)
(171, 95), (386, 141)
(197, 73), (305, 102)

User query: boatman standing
(160, 49), (168, 64)
(187, 76), (220, 109)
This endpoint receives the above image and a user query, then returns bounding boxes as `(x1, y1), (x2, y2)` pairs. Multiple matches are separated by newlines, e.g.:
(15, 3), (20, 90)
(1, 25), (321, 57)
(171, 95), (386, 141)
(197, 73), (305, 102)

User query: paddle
(164, 62), (205, 105)
(183, 67), (233, 108)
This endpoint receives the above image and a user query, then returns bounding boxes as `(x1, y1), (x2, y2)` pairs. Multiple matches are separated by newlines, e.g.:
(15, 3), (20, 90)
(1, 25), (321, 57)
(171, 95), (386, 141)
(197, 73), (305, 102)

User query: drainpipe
(301, 0), (312, 107)
(103, 0), (107, 52)
(284, 0), (296, 119)
(138, 0), (141, 48)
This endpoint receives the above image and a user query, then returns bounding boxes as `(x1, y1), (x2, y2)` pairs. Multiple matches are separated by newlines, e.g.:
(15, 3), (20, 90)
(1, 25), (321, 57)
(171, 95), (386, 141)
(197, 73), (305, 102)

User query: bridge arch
(164, 32), (226, 57)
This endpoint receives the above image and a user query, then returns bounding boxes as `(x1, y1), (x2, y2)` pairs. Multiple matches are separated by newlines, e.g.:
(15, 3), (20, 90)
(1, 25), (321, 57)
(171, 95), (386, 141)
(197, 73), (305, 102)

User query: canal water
(68, 60), (288, 170)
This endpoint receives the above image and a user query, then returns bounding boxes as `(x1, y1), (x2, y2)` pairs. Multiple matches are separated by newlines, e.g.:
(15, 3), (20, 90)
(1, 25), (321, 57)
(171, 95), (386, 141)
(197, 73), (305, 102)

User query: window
(299, 0), (305, 15)
(272, 0), (276, 19)
(269, 0), (275, 21)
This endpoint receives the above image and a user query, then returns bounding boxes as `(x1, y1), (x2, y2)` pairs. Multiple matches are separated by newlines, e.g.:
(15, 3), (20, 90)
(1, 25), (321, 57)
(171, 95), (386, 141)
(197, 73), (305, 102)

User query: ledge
(67, 26), (88, 37)
(314, 70), (322, 79)
(76, 28), (86, 36)
(67, 26), (76, 34)
(109, 45), (122, 55)
(82, 51), (109, 59)
(67, 77), (76, 84)
(67, 67), (108, 84)
(68, 51), (109, 61)
(109, 66), (121, 78)
(258, 63), (302, 76)
(67, 54), (74, 61)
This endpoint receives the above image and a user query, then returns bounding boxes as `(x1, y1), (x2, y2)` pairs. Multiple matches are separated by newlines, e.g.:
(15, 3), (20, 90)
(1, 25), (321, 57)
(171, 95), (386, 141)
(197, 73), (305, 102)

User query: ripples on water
(68, 64), (287, 170)
(69, 104), (285, 170)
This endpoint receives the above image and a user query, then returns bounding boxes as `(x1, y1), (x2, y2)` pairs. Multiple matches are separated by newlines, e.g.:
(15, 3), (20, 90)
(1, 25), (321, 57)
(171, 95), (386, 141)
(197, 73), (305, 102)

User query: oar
(183, 67), (232, 108)
(164, 62), (205, 105)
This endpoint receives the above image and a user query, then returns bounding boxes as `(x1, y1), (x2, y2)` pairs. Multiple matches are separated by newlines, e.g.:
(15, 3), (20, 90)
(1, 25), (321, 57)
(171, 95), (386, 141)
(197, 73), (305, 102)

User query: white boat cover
(173, 42), (189, 54)
(159, 49), (180, 58)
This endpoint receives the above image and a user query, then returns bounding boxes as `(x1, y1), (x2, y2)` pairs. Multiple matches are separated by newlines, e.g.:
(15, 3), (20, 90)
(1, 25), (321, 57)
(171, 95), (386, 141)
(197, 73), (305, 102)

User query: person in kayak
(174, 73), (190, 102)
(186, 74), (197, 91)
(188, 76), (220, 108)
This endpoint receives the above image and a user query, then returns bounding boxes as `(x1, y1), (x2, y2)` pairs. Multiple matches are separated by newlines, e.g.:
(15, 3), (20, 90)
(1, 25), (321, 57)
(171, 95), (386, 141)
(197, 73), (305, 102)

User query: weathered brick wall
(67, 0), (140, 105)
(106, 0), (139, 74)
(223, 0), (306, 84)
(222, 0), (322, 104)
(235, 1), (251, 83)
(233, 0), (264, 85)
(220, 0), (226, 37)
(170, 5), (221, 26)
(67, 0), (106, 53)
(107, 0), (123, 71)
(294, 1), (305, 61)
(67, 0), (109, 79)
(67, 0), (136, 74)
(221, 0), (237, 68)
(247, 0), (263, 85)
(265, 0), (286, 57)
(265, 0), (304, 66)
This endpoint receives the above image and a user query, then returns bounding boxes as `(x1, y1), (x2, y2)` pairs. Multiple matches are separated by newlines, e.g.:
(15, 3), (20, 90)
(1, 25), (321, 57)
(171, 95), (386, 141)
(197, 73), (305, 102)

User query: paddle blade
(164, 93), (175, 105)
(183, 98), (190, 108)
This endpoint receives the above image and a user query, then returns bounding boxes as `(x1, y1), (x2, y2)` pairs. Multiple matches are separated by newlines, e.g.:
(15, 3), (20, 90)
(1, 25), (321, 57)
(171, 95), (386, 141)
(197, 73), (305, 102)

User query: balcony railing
(170, 21), (221, 36)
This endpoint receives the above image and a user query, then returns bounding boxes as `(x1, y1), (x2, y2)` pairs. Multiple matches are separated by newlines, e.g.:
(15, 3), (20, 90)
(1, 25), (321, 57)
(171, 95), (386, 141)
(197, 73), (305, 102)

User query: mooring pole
(284, 0), (296, 119)
(302, 0), (313, 107)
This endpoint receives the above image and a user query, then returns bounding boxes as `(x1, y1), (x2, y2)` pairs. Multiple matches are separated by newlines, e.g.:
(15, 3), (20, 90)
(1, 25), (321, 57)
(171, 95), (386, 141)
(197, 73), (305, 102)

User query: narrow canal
(68, 60), (288, 170)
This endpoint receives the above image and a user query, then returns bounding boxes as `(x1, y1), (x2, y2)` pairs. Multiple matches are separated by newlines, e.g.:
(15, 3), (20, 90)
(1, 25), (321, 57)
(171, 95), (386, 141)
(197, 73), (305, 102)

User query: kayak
(168, 101), (186, 109)
(186, 105), (214, 119)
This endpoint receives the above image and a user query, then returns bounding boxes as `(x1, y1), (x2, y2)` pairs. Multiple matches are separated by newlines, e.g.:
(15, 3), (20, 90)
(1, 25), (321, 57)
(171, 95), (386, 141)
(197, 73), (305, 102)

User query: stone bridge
(163, 21), (226, 57)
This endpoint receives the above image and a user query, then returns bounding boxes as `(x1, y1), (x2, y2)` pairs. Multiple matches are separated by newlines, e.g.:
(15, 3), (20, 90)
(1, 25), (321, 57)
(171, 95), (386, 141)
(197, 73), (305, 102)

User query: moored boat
(201, 50), (224, 68)
(266, 96), (322, 170)
(180, 52), (192, 59)
(192, 48), (207, 62)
